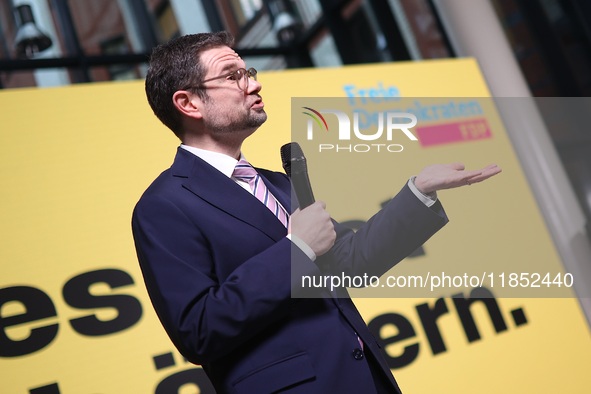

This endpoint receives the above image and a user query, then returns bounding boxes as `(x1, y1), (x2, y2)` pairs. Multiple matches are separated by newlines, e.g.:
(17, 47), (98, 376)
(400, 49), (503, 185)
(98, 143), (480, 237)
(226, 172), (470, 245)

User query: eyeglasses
(199, 67), (258, 93)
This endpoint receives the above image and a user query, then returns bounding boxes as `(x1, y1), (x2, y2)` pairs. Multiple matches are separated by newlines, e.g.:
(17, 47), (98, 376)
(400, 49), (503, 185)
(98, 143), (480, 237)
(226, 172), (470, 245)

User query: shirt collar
(180, 144), (244, 178)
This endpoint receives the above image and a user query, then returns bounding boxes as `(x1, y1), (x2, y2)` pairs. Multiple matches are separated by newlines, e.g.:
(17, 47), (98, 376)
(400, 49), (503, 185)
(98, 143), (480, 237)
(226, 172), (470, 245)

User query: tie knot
(233, 159), (257, 182)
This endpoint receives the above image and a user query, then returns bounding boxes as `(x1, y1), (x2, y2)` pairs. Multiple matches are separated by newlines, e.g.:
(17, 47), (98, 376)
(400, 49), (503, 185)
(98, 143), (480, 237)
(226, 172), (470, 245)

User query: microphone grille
(280, 143), (291, 177)
(280, 143), (291, 164)
(281, 142), (306, 177)
(281, 142), (303, 176)
(288, 142), (304, 158)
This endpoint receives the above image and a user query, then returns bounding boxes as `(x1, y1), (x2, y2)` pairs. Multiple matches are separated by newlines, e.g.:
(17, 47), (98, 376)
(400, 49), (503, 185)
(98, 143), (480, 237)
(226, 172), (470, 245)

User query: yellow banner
(1, 59), (589, 393)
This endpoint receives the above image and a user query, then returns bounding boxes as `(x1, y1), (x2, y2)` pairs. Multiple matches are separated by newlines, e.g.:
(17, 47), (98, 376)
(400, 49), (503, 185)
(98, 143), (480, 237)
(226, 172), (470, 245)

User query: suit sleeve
(323, 183), (449, 278)
(132, 194), (320, 365)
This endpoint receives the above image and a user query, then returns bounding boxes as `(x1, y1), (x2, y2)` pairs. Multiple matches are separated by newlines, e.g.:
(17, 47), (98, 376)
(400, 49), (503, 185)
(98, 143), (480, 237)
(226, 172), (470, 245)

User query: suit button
(352, 348), (364, 360)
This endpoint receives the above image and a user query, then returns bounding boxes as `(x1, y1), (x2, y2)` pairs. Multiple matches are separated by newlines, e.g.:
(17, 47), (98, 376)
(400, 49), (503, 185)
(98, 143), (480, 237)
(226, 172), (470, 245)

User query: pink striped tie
(233, 159), (289, 227)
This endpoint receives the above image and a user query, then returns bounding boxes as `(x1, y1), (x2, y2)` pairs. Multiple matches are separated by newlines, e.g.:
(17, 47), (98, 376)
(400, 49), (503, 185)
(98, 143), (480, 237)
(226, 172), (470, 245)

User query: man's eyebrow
(219, 62), (240, 74)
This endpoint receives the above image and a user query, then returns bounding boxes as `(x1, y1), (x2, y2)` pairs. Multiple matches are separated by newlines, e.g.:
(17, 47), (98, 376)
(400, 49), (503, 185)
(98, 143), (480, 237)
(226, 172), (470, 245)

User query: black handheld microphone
(280, 142), (315, 209)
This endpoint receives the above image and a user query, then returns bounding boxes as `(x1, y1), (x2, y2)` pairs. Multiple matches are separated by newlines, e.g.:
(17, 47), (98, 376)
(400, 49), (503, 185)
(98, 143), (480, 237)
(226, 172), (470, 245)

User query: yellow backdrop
(1, 59), (589, 393)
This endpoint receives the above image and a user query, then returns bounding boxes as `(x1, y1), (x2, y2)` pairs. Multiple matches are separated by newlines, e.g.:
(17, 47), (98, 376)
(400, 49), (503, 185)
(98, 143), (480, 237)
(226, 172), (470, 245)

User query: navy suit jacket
(132, 147), (448, 393)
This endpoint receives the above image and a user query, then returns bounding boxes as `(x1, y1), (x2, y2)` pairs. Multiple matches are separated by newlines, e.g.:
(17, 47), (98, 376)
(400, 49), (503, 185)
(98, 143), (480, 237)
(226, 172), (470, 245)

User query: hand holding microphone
(281, 143), (335, 256)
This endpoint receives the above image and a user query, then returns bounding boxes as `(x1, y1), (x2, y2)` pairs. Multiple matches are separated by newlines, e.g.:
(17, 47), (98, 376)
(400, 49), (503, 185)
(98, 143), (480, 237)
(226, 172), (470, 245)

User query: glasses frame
(193, 67), (258, 93)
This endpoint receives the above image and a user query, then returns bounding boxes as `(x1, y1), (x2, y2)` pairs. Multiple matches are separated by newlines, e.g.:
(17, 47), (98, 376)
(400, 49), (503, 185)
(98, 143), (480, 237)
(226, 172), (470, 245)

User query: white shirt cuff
(408, 177), (437, 207)
(286, 234), (317, 261)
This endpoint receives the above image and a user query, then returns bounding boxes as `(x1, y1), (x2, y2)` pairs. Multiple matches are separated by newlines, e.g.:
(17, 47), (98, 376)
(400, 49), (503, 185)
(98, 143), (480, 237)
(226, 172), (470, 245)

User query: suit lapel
(171, 148), (287, 241)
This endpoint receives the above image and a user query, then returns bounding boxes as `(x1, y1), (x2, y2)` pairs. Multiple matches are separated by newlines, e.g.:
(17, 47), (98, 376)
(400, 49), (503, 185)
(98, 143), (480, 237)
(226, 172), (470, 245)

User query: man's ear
(172, 90), (203, 120)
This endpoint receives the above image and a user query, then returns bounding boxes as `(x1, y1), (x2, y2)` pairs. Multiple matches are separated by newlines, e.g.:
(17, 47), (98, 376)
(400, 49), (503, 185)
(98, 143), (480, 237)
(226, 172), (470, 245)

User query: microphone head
(281, 142), (306, 177)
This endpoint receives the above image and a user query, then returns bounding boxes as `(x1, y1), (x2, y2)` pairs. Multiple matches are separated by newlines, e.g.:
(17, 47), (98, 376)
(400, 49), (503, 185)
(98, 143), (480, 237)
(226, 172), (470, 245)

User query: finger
(474, 164), (502, 178)
(449, 162), (465, 171)
(467, 166), (502, 184)
(461, 164), (500, 183)
(457, 168), (483, 181)
(483, 165), (502, 178)
(472, 164), (500, 176)
(481, 163), (500, 171)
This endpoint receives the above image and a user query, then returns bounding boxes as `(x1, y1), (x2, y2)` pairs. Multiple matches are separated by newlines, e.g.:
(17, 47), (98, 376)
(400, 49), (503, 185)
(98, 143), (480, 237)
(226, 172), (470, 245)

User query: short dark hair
(145, 32), (235, 136)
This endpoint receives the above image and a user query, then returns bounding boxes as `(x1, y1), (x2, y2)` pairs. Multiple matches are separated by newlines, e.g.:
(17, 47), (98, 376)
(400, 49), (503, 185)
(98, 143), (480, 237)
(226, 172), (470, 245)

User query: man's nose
(247, 78), (262, 94)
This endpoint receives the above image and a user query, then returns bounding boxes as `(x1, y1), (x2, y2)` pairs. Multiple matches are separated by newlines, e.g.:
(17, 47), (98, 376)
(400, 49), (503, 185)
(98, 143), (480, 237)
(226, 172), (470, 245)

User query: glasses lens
(248, 68), (257, 81)
(236, 68), (257, 91)
(235, 69), (246, 91)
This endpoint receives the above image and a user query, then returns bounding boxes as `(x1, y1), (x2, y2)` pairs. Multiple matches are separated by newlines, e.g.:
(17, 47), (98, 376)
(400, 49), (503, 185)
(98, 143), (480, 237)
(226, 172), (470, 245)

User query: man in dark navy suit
(132, 32), (500, 393)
